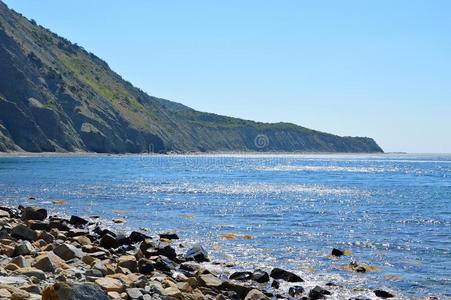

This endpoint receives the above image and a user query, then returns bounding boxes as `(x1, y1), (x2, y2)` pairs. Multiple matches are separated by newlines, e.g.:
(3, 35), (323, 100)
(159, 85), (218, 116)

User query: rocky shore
(0, 205), (402, 300)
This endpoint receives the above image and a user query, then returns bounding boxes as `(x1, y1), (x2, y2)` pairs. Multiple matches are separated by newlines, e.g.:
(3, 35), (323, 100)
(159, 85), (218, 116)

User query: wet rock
(53, 243), (83, 261)
(70, 215), (89, 227)
(32, 252), (68, 272)
(42, 282), (109, 300)
(348, 262), (367, 273)
(38, 231), (55, 244)
(22, 207), (47, 221)
(49, 220), (71, 231)
(199, 274), (223, 288)
(251, 269), (269, 283)
(14, 240), (34, 256)
(185, 244), (208, 262)
(28, 220), (50, 231)
(244, 289), (270, 300)
(308, 286), (331, 300)
(229, 271), (252, 281)
(95, 277), (124, 293)
(374, 289), (394, 298)
(288, 286), (305, 298)
(100, 233), (118, 249)
(159, 231), (179, 240)
(270, 280), (279, 289)
(221, 282), (253, 299)
(270, 268), (303, 282)
(11, 224), (37, 241)
(129, 231), (149, 243)
(331, 248), (345, 257)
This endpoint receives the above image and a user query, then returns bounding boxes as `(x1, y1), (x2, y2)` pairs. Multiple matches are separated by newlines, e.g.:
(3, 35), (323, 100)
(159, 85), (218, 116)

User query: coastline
(0, 204), (408, 300)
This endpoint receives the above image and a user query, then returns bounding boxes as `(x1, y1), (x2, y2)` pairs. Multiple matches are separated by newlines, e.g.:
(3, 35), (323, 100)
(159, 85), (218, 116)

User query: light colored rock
(16, 267), (46, 281)
(73, 235), (92, 245)
(163, 286), (182, 298)
(95, 277), (124, 293)
(0, 288), (11, 298)
(198, 273), (223, 288)
(117, 255), (137, 273)
(126, 287), (143, 299)
(244, 289), (270, 300)
(0, 210), (10, 218)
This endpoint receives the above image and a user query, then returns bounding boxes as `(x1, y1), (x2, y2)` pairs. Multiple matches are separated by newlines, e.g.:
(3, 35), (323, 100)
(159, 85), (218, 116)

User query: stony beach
(0, 205), (410, 300)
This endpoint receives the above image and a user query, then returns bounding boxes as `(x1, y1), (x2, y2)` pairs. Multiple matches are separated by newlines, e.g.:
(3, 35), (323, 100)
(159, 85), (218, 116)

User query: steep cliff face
(0, 2), (383, 153)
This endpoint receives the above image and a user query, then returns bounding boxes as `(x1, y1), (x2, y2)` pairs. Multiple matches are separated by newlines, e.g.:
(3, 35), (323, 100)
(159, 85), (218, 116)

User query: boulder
(129, 231), (149, 243)
(222, 282), (253, 299)
(33, 252), (68, 272)
(95, 277), (124, 293)
(0, 210), (10, 218)
(244, 289), (270, 300)
(53, 243), (83, 261)
(117, 255), (138, 273)
(126, 287), (143, 299)
(331, 248), (344, 257)
(308, 286), (331, 300)
(159, 231), (179, 240)
(269, 268), (303, 282)
(288, 286), (305, 298)
(21, 207), (47, 221)
(11, 224), (37, 241)
(69, 215), (89, 227)
(42, 282), (109, 300)
(374, 290), (394, 298)
(156, 242), (177, 260)
(14, 241), (34, 256)
(198, 274), (223, 288)
(100, 234), (118, 249)
(229, 271), (252, 281)
(16, 267), (47, 280)
(185, 244), (208, 262)
(138, 258), (155, 275)
(251, 269), (269, 283)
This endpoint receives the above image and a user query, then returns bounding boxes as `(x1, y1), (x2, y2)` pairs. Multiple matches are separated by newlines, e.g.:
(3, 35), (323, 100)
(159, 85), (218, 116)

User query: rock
(49, 220), (71, 231)
(10, 256), (30, 268)
(38, 231), (55, 244)
(269, 268), (303, 282)
(222, 282), (253, 299)
(70, 215), (89, 227)
(288, 286), (305, 298)
(32, 252), (68, 272)
(199, 274), (223, 288)
(159, 231), (179, 240)
(331, 248), (345, 257)
(185, 244), (208, 262)
(0, 210), (10, 218)
(95, 277), (124, 293)
(251, 269), (269, 283)
(229, 271), (252, 281)
(53, 243), (83, 261)
(308, 286), (331, 300)
(16, 267), (46, 280)
(73, 235), (92, 246)
(0, 276), (28, 285)
(42, 282), (109, 300)
(0, 288), (11, 298)
(126, 287), (143, 299)
(374, 290), (395, 298)
(270, 280), (279, 289)
(129, 231), (149, 243)
(28, 220), (50, 231)
(157, 242), (177, 260)
(14, 241), (34, 256)
(163, 286), (182, 298)
(138, 258), (155, 275)
(22, 207), (47, 221)
(100, 234), (118, 249)
(11, 224), (37, 241)
(118, 255), (138, 273)
(154, 256), (176, 272)
(244, 289), (270, 300)
(0, 244), (15, 257)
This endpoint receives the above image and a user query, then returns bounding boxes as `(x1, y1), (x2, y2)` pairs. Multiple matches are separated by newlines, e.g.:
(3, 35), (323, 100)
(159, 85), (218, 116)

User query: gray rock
(14, 240), (34, 256)
(21, 206), (47, 221)
(127, 287), (144, 299)
(53, 243), (83, 261)
(11, 224), (37, 241)
(185, 244), (208, 262)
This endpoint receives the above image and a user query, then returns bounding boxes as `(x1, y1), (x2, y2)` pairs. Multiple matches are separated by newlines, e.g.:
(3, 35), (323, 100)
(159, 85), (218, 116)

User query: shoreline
(0, 204), (411, 300)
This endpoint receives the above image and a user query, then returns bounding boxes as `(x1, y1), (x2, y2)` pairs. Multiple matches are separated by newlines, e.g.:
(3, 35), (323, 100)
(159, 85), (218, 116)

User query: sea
(0, 153), (449, 298)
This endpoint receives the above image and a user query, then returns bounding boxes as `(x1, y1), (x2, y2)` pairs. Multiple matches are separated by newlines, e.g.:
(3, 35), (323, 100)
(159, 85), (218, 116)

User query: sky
(4, 0), (451, 153)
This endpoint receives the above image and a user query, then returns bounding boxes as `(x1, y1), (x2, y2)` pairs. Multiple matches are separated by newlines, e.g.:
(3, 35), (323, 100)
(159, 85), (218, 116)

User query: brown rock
(21, 207), (47, 221)
(0, 288), (11, 298)
(244, 289), (270, 300)
(117, 255), (137, 273)
(198, 274), (223, 288)
(16, 267), (46, 280)
(95, 277), (124, 293)
(33, 252), (69, 272)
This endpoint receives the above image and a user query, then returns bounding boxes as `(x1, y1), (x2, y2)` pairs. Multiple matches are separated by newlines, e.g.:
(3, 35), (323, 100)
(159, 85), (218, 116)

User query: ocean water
(0, 153), (449, 298)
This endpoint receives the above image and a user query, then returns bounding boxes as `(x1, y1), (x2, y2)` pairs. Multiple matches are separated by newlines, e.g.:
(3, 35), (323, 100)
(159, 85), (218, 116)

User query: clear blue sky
(4, 0), (451, 153)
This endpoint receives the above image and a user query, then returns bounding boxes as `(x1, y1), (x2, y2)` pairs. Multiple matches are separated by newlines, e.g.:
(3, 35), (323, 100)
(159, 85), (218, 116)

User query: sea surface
(0, 153), (450, 298)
